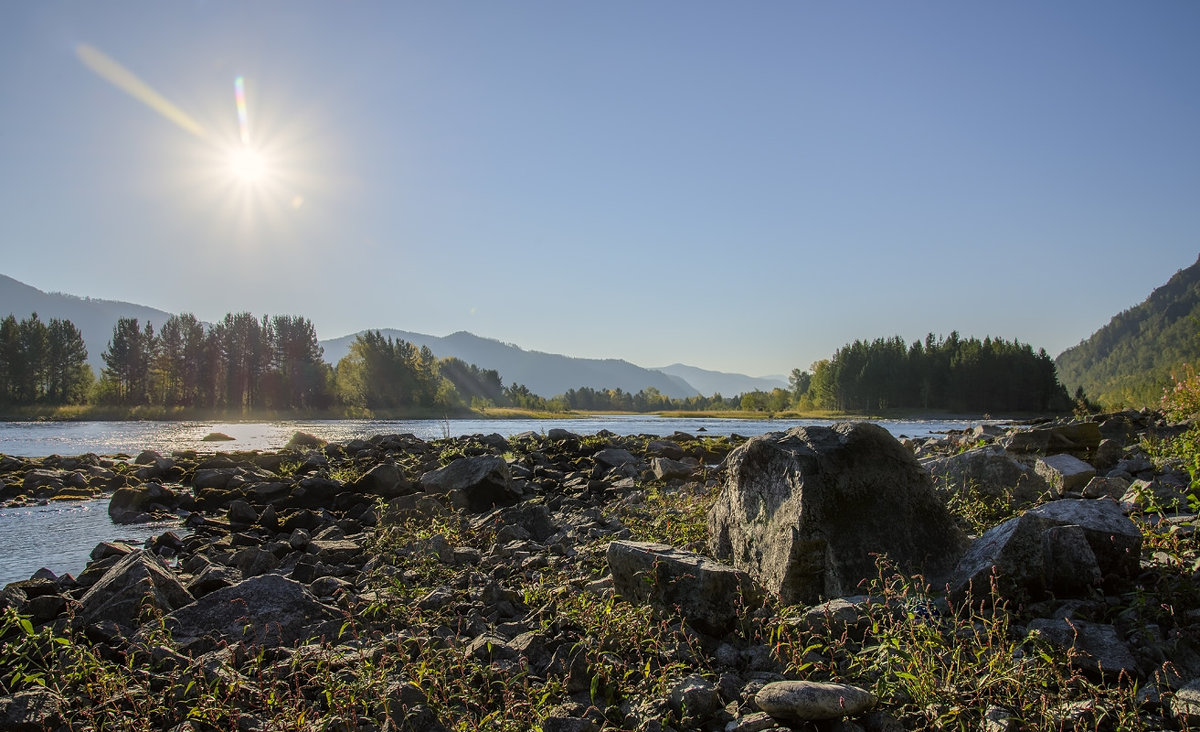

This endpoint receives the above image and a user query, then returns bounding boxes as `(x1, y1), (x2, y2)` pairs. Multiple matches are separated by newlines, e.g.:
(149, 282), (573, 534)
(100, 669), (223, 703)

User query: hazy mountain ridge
(0, 274), (172, 374)
(0, 273), (796, 400)
(1055, 254), (1200, 408)
(321, 329), (702, 400)
(652, 363), (788, 397)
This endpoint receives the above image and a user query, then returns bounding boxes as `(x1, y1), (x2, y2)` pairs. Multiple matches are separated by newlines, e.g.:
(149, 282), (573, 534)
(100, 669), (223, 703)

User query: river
(0, 416), (989, 587)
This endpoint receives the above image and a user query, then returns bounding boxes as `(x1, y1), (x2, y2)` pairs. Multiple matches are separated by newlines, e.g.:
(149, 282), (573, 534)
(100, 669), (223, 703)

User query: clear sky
(3, 2), (1198, 378)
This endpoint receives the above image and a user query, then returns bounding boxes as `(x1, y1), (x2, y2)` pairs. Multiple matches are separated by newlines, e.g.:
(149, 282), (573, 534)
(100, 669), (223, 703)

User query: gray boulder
(1035, 454), (1096, 497)
(594, 447), (638, 468)
(708, 423), (966, 605)
(949, 499), (1141, 601)
(1002, 422), (1102, 458)
(0, 688), (65, 732)
(608, 540), (759, 635)
(77, 550), (194, 630)
(420, 455), (519, 512)
(755, 680), (877, 722)
(923, 445), (1047, 504)
(108, 483), (178, 524)
(164, 574), (338, 650)
(1029, 619), (1138, 676)
(350, 461), (414, 498)
(651, 457), (697, 481)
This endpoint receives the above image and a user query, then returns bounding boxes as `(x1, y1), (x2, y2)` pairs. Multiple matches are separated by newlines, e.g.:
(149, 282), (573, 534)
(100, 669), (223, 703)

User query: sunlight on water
(0, 416), (981, 458)
(0, 499), (184, 587)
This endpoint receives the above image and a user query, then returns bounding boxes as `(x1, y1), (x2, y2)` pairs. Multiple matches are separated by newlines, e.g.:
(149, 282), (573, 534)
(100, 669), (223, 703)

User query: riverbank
(0, 403), (1059, 424)
(2, 411), (1196, 730)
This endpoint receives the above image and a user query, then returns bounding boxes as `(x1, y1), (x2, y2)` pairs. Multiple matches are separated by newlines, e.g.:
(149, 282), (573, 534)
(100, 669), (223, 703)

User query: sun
(228, 145), (268, 184)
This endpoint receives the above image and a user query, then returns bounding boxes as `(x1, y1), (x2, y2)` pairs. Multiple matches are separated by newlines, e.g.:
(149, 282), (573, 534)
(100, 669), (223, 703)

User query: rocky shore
(1, 413), (1199, 730)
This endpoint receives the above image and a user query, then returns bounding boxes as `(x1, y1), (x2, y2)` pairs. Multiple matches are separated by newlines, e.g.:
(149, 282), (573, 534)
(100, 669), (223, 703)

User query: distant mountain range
(0, 274), (786, 399)
(1056, 253), (1200, 409)
(320, 329), (703, 399)
(651, 363), (788, 398)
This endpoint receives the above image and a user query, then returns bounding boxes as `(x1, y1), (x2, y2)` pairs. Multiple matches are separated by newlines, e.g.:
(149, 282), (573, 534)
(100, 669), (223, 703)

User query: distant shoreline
(0, 404), (1045, 424)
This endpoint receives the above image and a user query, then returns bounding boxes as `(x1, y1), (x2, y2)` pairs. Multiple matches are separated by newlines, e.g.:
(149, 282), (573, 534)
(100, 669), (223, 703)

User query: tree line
(0, 313), (92, 405)
(797, 333), (1072, 413)
(0, 311), (548, 414)
(0, 310), (1078, 416)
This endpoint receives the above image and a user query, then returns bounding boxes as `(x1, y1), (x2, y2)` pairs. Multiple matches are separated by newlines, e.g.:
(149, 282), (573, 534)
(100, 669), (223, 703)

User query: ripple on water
(0, 498), (185, 587)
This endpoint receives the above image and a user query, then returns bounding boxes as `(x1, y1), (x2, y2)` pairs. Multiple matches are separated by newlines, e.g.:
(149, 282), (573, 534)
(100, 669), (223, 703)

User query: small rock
(755, 680), (877, 722)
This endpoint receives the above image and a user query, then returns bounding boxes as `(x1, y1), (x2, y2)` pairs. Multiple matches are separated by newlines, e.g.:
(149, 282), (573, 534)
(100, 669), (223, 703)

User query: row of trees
(0, 313), (92, 405)
(798, 333), (1072, 413)
(1, 309), (1080, 416)
(96, 313), (333, 410)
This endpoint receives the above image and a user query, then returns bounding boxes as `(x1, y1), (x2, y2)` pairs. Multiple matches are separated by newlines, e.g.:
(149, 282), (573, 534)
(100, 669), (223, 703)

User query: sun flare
(229, 146), (268, 184)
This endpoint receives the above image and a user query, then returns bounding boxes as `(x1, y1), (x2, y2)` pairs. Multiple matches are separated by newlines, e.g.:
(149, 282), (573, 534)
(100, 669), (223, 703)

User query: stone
(0, 688), (65, 732)
(228, 499), (259, 525)
(164, 574), (338, 650)
(419, 455), (519, 513)
(1122, 479), (1191, 513)
(651, 457), (697, 481)
(755, 680), (876, 722)
(923, 445), (1048, 504)
(285, 431), (326, 449)
(1028, 619), (1138, 676)
(949, 499), (1140, 601)
(1041, 525), (1102, 595)
(350, 461), (414, 498)
(708, 423), (966, 605)
(1035, 454), (1097, 496)
(608, 540), (759, 635)
(594, 447), (638, 468)
(201, 432), (236, 441)
(1002, 422), (1102, 457)
(232, 546), (279, 577)
(77, 550), (194, 631)
(668, 674), (722, 722)
(1081, 476), (1129, 500)
(1171, 678), (1200, 720)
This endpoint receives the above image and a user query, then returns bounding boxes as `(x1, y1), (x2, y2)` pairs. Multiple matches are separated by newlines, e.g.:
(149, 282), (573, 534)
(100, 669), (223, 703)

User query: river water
(0, 416), (987, 587)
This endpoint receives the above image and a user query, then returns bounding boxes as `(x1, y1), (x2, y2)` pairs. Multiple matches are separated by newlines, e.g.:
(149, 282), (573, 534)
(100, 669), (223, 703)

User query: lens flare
(76, 44), (206, 138)
(235, 76), (249, 145)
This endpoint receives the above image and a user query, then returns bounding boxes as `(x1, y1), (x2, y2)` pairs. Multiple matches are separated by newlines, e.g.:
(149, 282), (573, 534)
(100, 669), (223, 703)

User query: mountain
(321, 329), (702, 400)
(1055, 254), (1200, 409)
(652, 363), (788, 397)
(0, 274), (172, 374)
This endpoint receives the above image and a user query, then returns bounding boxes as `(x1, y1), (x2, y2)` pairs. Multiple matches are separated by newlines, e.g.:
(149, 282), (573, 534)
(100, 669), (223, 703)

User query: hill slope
(652, 363), (787, 397)
(321, 330), (702, 400)
(0, 274), (172, 374)
(1056, 254), (1200, 408)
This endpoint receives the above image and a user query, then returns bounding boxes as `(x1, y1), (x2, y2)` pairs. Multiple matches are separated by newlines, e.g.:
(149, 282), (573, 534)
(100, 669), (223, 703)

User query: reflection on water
(0, 499), (183, 587)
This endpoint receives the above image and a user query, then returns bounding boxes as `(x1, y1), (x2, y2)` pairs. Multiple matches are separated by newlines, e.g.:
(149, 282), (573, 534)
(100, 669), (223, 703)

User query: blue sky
(2, 2), (1198, 377)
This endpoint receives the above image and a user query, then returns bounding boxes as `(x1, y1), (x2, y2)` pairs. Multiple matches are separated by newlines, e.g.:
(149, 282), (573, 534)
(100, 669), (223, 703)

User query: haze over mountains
(0, 274), (786, 399)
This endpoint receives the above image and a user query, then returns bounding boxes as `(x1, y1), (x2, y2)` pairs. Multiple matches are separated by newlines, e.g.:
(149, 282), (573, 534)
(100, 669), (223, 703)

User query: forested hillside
(801, 333), (1071, 414)
(1056, 255), (1200, 409)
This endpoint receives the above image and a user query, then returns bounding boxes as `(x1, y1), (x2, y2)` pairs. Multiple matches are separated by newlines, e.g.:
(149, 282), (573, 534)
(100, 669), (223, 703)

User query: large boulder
(163, 574), (339, 650)
(923, 445), (1048, 504)
(1034, 454), (1096, 497)
(1001, 422), (1102, 458)
(350, 462), (415, 499)
(77, 550), (194, 631)
(420, 456), (519, 513)
(607, 540), (759, 635)
(708, 423), (967, 605)
(949, 499), (1141, 601)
